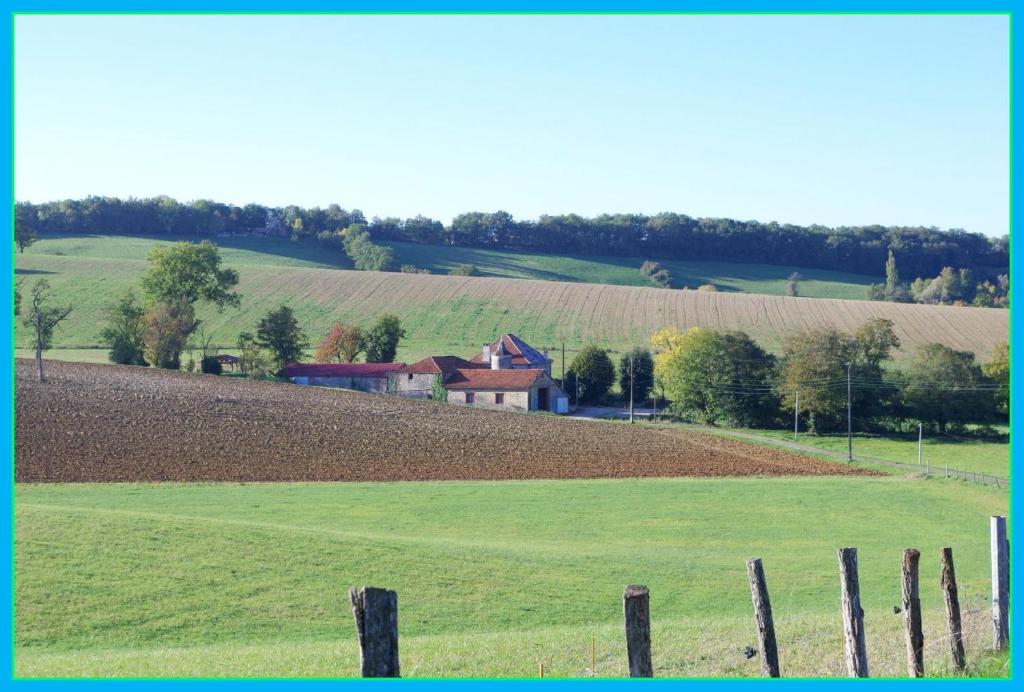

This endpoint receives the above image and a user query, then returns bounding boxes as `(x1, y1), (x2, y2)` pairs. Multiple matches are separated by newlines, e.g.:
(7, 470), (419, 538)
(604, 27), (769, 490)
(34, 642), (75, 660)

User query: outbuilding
(280, 362), (406, 394)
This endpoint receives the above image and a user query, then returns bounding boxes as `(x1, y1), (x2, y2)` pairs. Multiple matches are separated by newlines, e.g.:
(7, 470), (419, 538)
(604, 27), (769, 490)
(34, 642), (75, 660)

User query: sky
(14, 14), (1010, 235)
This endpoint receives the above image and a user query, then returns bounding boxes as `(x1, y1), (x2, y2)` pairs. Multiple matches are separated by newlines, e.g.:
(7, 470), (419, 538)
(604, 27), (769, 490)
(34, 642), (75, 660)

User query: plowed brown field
(15, 360), (876, 482)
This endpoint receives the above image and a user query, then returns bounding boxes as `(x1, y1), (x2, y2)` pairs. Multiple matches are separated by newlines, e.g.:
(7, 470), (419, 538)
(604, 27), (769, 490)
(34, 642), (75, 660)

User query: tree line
(868, 250), (1009, 308)
(561, 320), (1008, 436)
(15, 196), (1008, 279)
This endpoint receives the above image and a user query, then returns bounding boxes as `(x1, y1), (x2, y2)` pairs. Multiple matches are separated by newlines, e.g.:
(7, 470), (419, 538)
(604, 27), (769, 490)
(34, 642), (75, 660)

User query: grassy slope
(743, 430), (1009, 478)
(13, 236), (1007, 367)
(21, 233), (877, 297)
(16, 478), (1008, 677)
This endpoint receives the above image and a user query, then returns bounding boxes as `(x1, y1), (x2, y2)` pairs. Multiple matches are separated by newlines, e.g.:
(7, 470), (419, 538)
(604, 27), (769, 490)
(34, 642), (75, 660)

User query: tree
(363, 314), (405, 363)
(14, 278), (23, 316)
(853, 318), (901, 369)
(315, 322), (364, 363)
(142, 299), (197, 369)
(651, 327), (777, 425)
(618, 348), (654, 404)
(14, 205), (38, 253)
(341, 224), (395, 271)
(778, 328), (859, 433)
(568, 345), (615, 404)
(23, 279), (72, 382)
(237, 331), (273, 378)
(982, 341), (1009, 416)
(785, 272), (801, 297)
(884, 250), (899, 298)
(256, 305), (308, 370)
(141, 240), (240, 311)
(904, 343), (992, 434)
(99, 290), (147, 365)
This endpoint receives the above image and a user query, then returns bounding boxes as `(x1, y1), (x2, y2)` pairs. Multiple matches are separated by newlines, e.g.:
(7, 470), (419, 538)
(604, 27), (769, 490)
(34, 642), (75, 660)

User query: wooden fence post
(623, 585), (653, 677)
(901, 549), (924, 677)
(746, 558), (781, 677)
(991, 516), (1009, 650)
(940, 547), (966, 672)
(349, 586), (400, 677)
(837, 548), (869, 677)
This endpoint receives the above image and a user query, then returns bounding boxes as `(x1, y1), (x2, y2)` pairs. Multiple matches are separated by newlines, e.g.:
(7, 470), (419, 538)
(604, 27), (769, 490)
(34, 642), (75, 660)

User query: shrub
(450, 263), (480, 276)
(401, 264), (431, 274)
(200, 356), (223, 375)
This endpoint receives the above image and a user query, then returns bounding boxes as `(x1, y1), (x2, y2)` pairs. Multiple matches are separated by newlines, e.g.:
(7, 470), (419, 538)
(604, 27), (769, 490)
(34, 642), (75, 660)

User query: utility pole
(917, 423), (923, 466)
(846, 361), (853, 462)
(629, 355), (635, 423)
(561, 342), (565, 384)
(794, 390), (799, 440)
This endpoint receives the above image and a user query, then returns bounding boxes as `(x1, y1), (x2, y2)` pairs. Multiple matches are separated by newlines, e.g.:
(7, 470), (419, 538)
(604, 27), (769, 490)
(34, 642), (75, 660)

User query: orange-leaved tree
(315, 322), (364, 363)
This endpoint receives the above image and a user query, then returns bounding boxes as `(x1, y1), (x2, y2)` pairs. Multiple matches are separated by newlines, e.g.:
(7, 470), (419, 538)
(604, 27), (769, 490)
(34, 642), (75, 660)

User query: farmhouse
(280, 362), (406, 394)
(470, 334), (554, 374)
(392, 334), (569, 413)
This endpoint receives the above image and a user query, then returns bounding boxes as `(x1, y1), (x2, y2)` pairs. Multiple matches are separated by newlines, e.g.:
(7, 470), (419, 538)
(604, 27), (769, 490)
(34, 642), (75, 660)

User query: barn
(279, 362), (406, 393)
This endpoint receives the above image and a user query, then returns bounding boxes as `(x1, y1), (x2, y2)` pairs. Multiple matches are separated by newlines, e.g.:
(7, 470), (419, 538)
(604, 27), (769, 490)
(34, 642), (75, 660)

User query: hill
(14, 244), (1007, 364)
(22, 232), (878, 297)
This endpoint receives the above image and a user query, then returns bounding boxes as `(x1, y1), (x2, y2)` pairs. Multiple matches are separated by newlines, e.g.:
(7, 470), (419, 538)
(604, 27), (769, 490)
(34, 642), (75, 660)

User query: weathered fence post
(901, 549), (924, 677)
(349, 586), (400, 677)
(623, 585), (653, 677)
(991, 516), (1009, 650)
(837, 548), (869, 677)
(940, 547), (966, 672)
(746, 558), (781, 677)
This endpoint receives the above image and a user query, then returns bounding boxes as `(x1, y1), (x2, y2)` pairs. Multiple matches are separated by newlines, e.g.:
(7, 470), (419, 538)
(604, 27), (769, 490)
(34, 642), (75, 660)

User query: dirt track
(15, 360), (877, 483)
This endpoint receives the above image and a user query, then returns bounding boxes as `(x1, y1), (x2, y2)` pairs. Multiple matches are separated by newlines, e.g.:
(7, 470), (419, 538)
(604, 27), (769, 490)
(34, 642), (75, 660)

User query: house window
(407, 373), (414, 381)
(495, 393), (505, 405)
(466, 392), (475, 404)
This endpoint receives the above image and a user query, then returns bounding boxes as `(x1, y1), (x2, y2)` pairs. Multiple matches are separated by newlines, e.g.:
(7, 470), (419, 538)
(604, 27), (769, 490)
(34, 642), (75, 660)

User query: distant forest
(15, 196), (1009, 279)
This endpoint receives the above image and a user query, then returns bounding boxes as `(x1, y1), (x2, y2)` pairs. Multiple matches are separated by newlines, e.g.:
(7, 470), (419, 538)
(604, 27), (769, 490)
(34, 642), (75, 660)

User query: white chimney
(482, 343), (492, 361)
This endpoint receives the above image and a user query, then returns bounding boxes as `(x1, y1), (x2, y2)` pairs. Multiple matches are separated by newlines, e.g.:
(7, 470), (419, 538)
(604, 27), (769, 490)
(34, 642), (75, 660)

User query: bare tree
(23, 279), (72, 382)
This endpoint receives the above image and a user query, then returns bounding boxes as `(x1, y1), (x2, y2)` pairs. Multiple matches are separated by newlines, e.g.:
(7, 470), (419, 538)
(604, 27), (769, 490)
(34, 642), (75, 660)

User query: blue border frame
(0, 3), (1017, 687)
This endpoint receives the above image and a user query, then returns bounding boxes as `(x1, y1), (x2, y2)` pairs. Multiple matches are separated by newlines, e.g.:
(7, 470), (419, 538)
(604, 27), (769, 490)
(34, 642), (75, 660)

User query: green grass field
(21, 232), (878, 298)
(739, 430), (1010, 478)
(14, 234), (1006, 368)
(15, 477), (1008, 678)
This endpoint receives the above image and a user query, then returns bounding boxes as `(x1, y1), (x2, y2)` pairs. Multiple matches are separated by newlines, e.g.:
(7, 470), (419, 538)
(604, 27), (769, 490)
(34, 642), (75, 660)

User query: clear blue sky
(14, 14), (1009, 235)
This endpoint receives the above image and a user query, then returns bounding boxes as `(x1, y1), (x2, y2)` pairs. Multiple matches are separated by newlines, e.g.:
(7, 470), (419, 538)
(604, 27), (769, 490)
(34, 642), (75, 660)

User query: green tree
(141, 240), (240, 311)
(14, 278), (23, 316)
(854, 318), (901, 369)
(651, 327), (776, 425)
(23, 279), (72, 382)
(982, 341), (1009, 416)
(778, 328), (859, 432)
(363, 314), (405, 363)
(100, 290), (147, 365)
(237, 331), (273, 378)
(14, 205), (38, 253)
(618, 348), (654, 404)
(719, 331), (779, 427)
(256, 305), (309, 370)
(905, 343), (993, 434)
(884, 250), (899, 299)
(142, 299), (197, 370)
(568, 345), (616, 404)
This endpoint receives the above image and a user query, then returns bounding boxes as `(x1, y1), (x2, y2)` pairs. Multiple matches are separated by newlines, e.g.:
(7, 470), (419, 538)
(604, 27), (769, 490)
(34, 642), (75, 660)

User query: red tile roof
(398, 356), (482, 374)
(282, 362), (407, 378)
(444, 368), (545, 390)
(470, 334), (550, 367)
